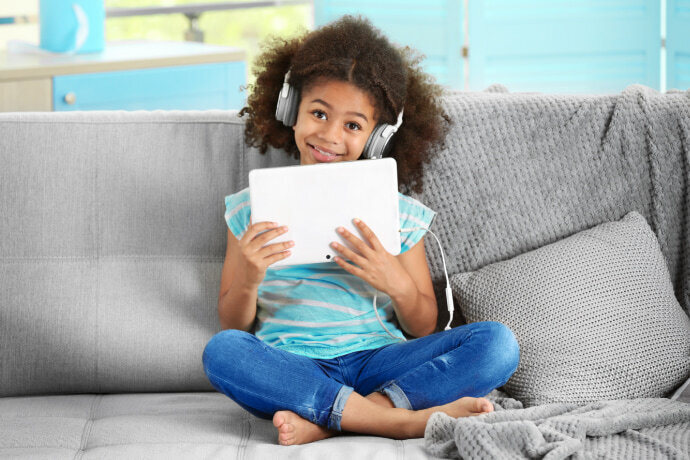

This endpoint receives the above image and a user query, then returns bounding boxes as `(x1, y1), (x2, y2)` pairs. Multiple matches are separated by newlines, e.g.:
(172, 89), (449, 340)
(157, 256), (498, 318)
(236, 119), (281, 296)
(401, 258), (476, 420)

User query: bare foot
(436, 396), (494, 418)
(272, 395), (493, 444)
(406, 396), (493, 438)
(273, 410), (337, 446)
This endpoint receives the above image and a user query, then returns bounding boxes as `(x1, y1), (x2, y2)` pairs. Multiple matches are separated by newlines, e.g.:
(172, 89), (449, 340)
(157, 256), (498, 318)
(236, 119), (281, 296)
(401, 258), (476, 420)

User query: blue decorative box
(40, 0), (105, 54)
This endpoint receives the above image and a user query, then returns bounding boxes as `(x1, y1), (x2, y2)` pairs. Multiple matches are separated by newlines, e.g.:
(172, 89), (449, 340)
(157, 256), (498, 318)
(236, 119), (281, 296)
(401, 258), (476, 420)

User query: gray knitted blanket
(420, 85), (690, 319)
(424, 391), (690, 459)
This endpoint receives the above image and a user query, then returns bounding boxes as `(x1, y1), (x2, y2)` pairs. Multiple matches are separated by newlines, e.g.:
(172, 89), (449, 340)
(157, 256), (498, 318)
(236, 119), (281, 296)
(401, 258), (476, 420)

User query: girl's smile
(293, 79), (378, 165)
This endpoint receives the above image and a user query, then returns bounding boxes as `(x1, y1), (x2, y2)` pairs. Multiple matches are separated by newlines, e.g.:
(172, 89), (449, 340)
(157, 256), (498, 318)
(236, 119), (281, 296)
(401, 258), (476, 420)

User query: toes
(274, 411), (297, 446)
(479, 398), (494, 413)
(280, 423), (294, 433)
(272, 412), (285, 428)
(458, 396), (494, 415)
(472, 397), (493, 414)
(279, 433), (295, 446)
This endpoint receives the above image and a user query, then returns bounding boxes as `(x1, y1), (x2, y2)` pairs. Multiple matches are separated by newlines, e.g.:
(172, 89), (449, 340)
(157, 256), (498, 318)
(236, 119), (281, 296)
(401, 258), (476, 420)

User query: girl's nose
(319, 121), (342, 144)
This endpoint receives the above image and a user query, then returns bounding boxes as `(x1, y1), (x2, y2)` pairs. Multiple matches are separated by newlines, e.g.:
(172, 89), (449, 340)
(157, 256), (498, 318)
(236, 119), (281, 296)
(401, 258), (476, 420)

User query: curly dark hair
(239, 15), (450, 194)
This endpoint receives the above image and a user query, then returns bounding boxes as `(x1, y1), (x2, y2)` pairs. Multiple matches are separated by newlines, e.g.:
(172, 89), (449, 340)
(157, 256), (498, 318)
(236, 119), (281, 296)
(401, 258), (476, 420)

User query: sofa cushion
(0, 111), (299, 397)
(0, 392), (431, 459)
(451, 211), (690, 407)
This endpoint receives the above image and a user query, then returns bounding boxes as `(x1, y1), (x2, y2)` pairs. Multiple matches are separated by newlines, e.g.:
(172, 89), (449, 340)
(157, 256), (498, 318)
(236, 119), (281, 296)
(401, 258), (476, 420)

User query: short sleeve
(398, 193), (436, 254)
(224, 188), (251, 240)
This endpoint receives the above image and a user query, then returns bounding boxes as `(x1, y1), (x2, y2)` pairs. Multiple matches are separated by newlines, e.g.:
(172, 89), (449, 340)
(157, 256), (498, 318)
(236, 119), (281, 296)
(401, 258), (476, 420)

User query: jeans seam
(336, 356), (353, 387)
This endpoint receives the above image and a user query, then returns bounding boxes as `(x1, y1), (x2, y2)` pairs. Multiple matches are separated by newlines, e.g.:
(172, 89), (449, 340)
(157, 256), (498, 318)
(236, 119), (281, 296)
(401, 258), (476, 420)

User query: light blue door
(666, 0), (690, 90)
(468, 0), (661, 93)
(313, 0), (463, 89)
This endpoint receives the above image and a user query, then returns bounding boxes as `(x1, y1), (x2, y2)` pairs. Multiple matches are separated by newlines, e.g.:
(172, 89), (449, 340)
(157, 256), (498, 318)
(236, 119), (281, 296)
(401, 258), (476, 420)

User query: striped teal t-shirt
(224, 187), (436, 359)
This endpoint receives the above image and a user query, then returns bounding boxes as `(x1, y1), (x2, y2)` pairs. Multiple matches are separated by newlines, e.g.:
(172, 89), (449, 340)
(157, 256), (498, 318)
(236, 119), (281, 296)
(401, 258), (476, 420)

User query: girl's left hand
(331, 219), (414, 298)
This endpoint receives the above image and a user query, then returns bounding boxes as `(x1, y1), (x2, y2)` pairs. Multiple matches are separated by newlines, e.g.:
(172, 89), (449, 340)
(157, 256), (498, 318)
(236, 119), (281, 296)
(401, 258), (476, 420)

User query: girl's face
(293, 79), (378, 165)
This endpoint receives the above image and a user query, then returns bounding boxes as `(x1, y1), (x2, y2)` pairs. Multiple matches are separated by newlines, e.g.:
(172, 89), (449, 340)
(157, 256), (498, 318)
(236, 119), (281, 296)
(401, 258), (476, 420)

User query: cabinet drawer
(53, 61), (245, 111)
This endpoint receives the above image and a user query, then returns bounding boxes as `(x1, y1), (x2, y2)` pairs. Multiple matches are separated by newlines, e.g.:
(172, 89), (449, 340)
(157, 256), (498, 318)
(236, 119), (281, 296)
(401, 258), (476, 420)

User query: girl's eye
(311, 110), (327, 120)
(346, 122), (361, 131)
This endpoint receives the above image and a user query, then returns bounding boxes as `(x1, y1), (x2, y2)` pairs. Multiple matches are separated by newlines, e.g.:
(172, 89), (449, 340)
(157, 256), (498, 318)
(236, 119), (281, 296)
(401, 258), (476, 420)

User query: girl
(202, 16), (520, 446)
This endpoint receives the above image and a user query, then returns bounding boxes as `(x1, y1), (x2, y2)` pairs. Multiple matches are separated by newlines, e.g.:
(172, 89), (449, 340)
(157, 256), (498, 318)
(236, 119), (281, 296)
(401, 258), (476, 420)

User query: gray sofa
(1, 85), (689, 459)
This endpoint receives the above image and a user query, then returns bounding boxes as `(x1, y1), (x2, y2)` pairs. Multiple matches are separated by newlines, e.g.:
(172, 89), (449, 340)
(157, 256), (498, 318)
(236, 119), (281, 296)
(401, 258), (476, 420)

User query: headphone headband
(381, 109), (404, 138)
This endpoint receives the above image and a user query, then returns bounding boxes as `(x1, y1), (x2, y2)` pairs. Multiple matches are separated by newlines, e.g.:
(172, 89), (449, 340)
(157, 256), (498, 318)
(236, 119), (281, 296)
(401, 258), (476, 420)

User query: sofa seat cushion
(0, 392), (431, 459)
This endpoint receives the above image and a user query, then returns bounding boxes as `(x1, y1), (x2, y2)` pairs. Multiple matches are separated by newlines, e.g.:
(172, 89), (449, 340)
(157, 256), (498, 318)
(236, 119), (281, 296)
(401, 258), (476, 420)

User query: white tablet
(248, 157), (401, 266)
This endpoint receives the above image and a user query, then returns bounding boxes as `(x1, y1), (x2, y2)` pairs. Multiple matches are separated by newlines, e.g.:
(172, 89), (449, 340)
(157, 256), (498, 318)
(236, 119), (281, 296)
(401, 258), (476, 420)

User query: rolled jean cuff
(328, 385), (354, 431)
(380, 382), (413, 410)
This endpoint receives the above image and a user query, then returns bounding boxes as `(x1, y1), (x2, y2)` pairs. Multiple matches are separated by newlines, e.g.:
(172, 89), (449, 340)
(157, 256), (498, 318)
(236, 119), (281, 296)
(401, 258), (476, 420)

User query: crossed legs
(203, 322), (519, 446)
(273, 390), (493, 445)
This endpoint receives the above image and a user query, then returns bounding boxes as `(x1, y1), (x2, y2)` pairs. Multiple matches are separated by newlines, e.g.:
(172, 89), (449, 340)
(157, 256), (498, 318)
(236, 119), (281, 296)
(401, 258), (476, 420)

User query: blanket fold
(425, 391), (690, 459)
(634, 85), (690, 314)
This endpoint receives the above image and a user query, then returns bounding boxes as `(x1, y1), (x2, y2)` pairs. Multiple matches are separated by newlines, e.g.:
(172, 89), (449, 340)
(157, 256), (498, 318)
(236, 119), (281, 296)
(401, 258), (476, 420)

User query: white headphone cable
(372, 226), (455, 340)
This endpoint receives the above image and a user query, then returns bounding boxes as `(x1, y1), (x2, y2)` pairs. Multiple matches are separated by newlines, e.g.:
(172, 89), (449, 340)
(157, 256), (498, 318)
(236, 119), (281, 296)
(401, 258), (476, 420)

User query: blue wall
(315, 0), (684, 93)
(314, 0), (463, 88)
(667, 0), (690, 90)
(467, 1), (659, 93)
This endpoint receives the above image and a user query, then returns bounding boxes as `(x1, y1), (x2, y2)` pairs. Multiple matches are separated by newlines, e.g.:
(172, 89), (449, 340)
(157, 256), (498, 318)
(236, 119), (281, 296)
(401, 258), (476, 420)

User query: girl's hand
(236, 221), (293, 288)
(330, 219), (414, 298)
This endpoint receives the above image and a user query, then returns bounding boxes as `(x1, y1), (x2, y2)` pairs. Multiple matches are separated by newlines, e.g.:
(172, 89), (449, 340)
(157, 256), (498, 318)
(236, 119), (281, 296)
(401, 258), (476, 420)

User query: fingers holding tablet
(241, 221), (294, 271)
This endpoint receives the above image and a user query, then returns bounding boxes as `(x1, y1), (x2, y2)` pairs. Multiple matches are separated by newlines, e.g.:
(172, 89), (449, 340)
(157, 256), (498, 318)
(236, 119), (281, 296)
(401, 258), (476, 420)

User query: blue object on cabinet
(53, 61), (246, 111)
(40, 0), (105, 54)
(313, 0), (463, 89)
(666, 0), (690, 90)
(468, 0), (661, 93)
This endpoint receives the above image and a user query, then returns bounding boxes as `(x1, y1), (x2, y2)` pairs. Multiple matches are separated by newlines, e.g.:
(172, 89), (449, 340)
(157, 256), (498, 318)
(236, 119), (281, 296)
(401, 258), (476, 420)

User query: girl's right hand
(237, 221), (293, 287)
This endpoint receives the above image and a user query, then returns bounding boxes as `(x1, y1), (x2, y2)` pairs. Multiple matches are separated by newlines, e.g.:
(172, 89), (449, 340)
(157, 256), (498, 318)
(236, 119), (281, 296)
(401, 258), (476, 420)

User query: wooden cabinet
(0, 41), (246, 111)
(0, 78), (52, 111)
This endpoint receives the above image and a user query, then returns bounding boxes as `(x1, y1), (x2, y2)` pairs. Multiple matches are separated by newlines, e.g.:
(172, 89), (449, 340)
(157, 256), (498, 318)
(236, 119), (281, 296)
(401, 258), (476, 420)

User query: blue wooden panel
(667, 0), (690, 90)
(313, 0), (463, 88)
(468, 0), (661, 93)
(53, 61), (246, 111)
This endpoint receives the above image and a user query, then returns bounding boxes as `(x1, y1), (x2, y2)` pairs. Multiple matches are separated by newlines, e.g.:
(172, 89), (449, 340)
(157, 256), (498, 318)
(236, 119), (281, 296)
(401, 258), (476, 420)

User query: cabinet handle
(64, 92), (77, 105)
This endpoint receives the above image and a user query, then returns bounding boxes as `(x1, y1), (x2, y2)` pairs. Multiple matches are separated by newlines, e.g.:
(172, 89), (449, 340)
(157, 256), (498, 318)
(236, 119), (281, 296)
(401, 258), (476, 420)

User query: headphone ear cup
(275, 83), (300, 127)
(362, 124), (394, 159)
(361, 125), (378, 159)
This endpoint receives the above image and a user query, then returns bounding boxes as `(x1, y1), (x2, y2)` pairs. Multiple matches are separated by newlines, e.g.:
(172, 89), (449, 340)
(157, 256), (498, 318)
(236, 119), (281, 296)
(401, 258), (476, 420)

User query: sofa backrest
(418, 86), (689, 328)
(1, 86), (687, 397)
(0, 111), (294, 397)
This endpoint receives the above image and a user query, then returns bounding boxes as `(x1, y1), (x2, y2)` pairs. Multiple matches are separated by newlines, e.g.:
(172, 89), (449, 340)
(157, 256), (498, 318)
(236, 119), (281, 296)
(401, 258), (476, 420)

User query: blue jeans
(202, 321), (519, 431)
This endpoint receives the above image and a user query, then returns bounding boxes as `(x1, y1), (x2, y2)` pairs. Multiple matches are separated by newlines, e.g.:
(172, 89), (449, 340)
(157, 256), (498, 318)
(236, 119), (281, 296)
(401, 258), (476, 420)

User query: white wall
(0, 1), (39, 50)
